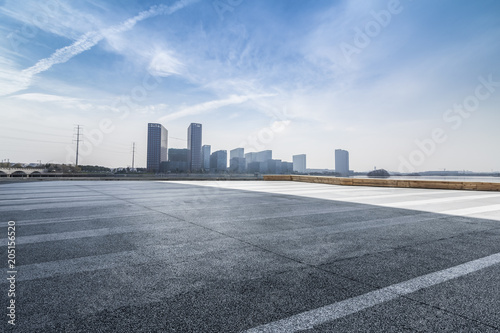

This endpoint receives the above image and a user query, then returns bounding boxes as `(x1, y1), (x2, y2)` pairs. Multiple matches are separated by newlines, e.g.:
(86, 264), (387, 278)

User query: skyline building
(210, 150), (227, 172)
(202, 145), (211, 172)
(245, 152), (257, 169)
(293, 154), (306, 173)
(144, 123), (346, 174)
(229, 157), (246, 173)
(187, 123), (202, 172)
(282, 162), (293, 174)
(268, 159), (282, 174)
(147, 123), (168, 173)
(230, 148), (244, 159)
(335, 149), (350, 176)
(162, 148), (188, 173)
(230, 148), (245, 173)
(256, 150), (272, 162)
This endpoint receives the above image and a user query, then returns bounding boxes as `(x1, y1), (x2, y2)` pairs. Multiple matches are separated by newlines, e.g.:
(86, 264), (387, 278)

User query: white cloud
(158, 94), (273, 122)
(10, 93), (80, 103)
(0, 0), (199, 96)
(148, 52), (184, 77)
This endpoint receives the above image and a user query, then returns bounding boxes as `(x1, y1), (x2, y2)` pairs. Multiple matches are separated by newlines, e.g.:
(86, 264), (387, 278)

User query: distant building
(187, 123), (202, 172)
(202, 145), (211, 172)
(256, 150), (272, 162)
(230, 148), (244, 159)
(241, 150), (275, 173)
(293, 154), (306, 173)
(147, 123), (168, 173)
(268, 159), (282, 174)
(229, 157), (246, 173)
(245, 152), (257, 169)
(210, 150), (227, 172)
(161, 148), (188, 173)
(281, 162), (293, 174)
(247, 161), (261, 174)
(335, 149), (349, 176)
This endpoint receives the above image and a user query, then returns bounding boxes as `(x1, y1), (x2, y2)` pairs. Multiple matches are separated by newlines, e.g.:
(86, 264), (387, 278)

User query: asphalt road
(1, 180), (500, 332)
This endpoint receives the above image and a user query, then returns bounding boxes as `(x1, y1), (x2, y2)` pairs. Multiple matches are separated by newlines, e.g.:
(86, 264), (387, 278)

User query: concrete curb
(263, 175), (500, 191)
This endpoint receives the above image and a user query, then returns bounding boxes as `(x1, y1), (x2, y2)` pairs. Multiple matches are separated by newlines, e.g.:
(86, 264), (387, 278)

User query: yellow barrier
(263, 175), (500, 191)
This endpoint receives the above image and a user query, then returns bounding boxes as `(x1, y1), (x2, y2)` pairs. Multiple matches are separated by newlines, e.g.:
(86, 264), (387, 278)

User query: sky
(0, 0), (499, 172)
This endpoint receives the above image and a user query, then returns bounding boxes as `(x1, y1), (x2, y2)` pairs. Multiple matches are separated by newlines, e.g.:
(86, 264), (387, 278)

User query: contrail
(3, 0), (198, 96)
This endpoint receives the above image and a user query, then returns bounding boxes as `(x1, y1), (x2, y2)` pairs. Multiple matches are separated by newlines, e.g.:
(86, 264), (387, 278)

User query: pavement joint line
(138, 184), (500, 330)
(77, 184), (187, 222)
(317, 224), (500, 281)
(245, 251), (500, 333)
(77, 184), (335, 287)
(8, 181), (500, 330)
(0, 211), (153, 227)
(398, 291), (500, 331)
(0, 221), (196, 246)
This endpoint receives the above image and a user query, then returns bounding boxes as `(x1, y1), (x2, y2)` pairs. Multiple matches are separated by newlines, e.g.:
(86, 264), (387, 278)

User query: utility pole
(73, 125), (83, 166)
(131, 142), (135, 169)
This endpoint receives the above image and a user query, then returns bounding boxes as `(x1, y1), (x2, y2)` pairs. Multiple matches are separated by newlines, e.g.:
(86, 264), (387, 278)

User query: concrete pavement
(1, 180), (500, 332)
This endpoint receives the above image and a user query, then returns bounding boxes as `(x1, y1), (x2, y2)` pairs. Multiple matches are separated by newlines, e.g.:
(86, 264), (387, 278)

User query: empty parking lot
(1, 180), (500, 332)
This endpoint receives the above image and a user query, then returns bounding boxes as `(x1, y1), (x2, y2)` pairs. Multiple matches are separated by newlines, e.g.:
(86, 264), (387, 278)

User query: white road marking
(441, 204), (500, 216)
(245, 251), (500, 332)
(381, 193), (500, 207)
(173, 181), (500, 221)
(0, 222), (188, 246)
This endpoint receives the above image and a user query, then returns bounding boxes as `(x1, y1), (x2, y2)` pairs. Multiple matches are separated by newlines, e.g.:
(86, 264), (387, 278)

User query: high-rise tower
(335, 149), (349, 176)
(147, 123), (168, 173)
(293, 154), (306, 173)
(187, 123), (202, 172)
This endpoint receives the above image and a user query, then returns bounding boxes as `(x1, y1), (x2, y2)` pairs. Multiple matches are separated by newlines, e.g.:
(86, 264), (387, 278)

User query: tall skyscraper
(202, 145), (211, 171)
(187, 123), (202, 172)
(230, 148), (244, 159)
(335, 149), (349, 176)
(147, 123), (168, 173)
(293, 154), (306, 173)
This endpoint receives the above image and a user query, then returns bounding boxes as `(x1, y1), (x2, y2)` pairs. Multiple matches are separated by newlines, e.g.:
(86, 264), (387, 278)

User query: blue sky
(1, 0), (499, 171)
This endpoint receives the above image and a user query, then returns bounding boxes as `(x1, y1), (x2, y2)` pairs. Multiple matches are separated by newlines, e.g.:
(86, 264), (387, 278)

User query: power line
(0, 127), (72, 138)
(0, 136), (69, 144)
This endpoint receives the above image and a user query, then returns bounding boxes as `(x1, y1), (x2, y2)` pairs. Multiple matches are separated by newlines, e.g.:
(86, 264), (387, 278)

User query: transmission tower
(73, 125), (83, 166)
(132, 142), (136, 169)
